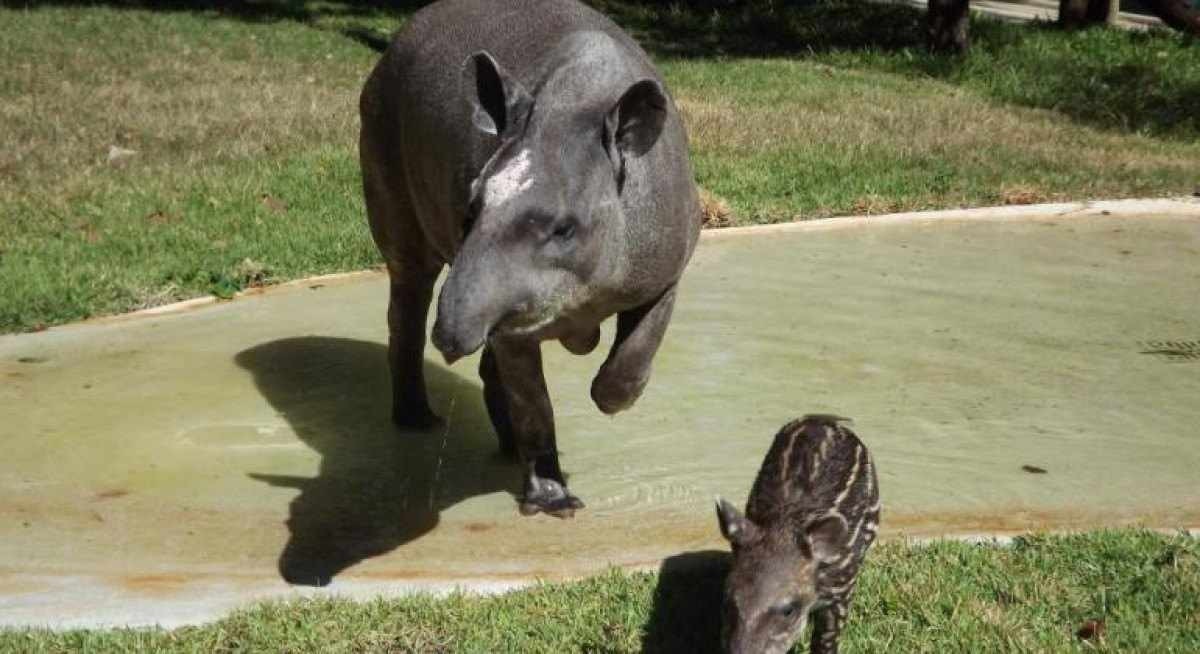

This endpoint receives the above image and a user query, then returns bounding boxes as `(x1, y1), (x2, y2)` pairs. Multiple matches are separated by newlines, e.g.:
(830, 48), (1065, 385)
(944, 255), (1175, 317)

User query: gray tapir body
(359, 0), (700, 516)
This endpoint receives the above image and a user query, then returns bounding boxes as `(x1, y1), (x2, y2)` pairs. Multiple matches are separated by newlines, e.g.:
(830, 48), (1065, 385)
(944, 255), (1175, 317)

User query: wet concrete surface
(3, 213), (1199, 627)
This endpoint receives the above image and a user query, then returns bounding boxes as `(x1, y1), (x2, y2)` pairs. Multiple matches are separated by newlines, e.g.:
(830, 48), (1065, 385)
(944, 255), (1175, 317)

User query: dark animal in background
(359, 0), (700, 517)
(716, 415), (881, 654)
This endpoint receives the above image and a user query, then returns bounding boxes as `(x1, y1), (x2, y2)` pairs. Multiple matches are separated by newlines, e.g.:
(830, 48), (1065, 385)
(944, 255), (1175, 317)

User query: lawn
(3, 530), (1198, 652)
(1, 0), (1198, 333)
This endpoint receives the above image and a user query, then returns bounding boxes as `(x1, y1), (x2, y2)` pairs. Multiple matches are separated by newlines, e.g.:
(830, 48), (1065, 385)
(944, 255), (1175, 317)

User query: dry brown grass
(670, 59), (1200, 222)
(698, 186), (734, 227)
(6, 12), (1196, 226)
(0, 12), (376, 213)
(1000, 185), (1047, 205)
(677, 88), (1198, 180)
(850, 195), (901, 215)
(5, 5), (1200, 330)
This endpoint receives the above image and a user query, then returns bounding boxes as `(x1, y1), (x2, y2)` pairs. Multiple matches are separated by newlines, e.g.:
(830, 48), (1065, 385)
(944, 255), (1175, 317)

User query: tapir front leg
(478, 345), (517, 458)
(490, 336), (585, 518)
(809, 598), (852, 654)
(591, 284), (679, 414)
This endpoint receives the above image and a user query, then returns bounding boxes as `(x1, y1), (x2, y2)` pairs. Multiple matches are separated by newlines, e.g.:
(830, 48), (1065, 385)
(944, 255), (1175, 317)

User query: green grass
(3, 530), (1198, 652)
(601, 0), (1200, 137)
(2, 1), (1199, 332)
(2, 148), (376, 326)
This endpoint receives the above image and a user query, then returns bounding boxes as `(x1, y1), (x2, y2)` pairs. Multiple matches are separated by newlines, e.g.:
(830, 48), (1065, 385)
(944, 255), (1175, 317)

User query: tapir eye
(551, 220), (576, 241)
(772, 599), (803, 619)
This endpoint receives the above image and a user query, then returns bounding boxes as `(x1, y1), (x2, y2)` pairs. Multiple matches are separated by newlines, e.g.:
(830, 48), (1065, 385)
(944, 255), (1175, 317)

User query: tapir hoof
(590, 372), (648, 415)
(392, 403), (442, 430)
(519, 477), (586, 518)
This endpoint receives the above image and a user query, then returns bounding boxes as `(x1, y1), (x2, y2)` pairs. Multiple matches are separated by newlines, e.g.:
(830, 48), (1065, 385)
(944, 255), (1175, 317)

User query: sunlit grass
(3, 530), (1197, 652)
(2, 1), (1198, 332)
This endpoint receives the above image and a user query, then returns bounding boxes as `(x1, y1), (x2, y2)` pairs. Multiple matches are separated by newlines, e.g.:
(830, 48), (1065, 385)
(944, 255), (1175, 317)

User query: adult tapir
(359, 0), (700, 517)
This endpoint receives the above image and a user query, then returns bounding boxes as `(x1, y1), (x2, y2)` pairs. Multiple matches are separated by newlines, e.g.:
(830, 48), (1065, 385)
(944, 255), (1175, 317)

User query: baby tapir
(716, 415), (880, 654)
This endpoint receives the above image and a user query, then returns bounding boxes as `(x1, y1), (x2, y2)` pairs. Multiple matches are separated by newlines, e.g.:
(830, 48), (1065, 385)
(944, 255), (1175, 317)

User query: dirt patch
(119, 573), (190, 595)
(851, 195), (901, 215)
(1001, 186), (1046, 205)
(92, 489), (130, 501)
(0, 576), (50, 597)
(698, 187), (734, 228)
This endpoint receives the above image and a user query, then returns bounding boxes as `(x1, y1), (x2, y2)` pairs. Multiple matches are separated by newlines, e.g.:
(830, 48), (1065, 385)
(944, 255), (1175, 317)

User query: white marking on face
(484, 148), (533, 207)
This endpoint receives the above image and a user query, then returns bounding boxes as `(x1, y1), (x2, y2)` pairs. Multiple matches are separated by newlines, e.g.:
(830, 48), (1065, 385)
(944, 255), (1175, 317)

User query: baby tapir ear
(605, 79), (667, 159)
(804, 513), (848, 563)
(461, 51), (533, 137)
(716, 497), (758, 547)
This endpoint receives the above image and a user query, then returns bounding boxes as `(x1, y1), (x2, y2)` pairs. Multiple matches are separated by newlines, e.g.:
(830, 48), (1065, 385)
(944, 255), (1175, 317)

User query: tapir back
(747, 416), (880, 572)
(362, 0), (691, 264)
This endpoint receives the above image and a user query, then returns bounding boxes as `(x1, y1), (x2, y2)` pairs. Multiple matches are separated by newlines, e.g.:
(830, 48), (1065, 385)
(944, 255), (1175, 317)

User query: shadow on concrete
(641, 549), (731, 654)
(235, 337), (518, 586)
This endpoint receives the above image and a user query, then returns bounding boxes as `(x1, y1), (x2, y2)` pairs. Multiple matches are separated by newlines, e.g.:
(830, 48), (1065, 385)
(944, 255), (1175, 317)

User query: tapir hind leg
(490, 335), (584, 518)
(361, 122), (442, 429)
(384, 261), (440, 428)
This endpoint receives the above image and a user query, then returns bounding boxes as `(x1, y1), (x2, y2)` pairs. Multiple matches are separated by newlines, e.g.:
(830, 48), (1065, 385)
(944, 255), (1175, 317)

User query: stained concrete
(3, 211), (1199, 627)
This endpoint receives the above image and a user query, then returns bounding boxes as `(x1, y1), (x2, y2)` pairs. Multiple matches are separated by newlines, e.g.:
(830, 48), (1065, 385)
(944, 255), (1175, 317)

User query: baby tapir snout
(716, 415), (881, 654)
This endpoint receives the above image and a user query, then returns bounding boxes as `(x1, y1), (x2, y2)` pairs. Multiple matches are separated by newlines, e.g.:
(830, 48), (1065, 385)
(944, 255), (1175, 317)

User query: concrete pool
(2, 203), (1198, 627)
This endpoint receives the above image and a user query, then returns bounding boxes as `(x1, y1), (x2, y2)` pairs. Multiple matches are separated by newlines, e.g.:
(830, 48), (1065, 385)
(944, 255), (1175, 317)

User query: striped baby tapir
(716, 415), (880, 654)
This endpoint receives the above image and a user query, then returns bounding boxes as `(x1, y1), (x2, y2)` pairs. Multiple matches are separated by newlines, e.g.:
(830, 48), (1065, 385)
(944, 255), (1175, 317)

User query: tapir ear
(716, 497), (758, 548)
(461, 51), (533, 137)
(605, 79), (668, 158)
(803, 513), (848, 563)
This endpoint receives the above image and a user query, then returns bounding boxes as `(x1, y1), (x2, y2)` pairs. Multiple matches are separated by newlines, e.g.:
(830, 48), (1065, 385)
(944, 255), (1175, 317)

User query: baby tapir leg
(490, 336), (584, 518)
(591, 284), (678, 414)
(809, 596), (853, 654)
